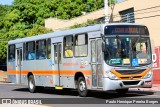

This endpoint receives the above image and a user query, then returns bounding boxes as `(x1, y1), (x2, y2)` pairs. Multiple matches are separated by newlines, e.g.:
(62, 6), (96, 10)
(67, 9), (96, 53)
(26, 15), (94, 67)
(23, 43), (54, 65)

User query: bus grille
(123, 81), (140, 85)
(120, 76), (142, 80)
(116, 69), (146, 75)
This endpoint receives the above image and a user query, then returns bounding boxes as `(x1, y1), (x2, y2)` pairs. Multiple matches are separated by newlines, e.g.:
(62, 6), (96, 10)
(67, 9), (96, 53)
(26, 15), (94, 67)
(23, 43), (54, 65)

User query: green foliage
(0, 0), (116, 61)
(70, 19), (100, 29)
(27, 24), (52, 36)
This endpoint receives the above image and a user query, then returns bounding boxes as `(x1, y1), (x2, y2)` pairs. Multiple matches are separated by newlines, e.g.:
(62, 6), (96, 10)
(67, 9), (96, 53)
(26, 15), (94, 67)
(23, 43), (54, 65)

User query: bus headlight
(106, 72), (119, 80)
(144, 70), (152, 79)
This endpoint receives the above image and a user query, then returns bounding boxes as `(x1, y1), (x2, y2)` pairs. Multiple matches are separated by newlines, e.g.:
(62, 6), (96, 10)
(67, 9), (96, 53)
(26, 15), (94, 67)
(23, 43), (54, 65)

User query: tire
(116, 88), (129, 94)
(77, 77), (87, 97)
(28, 75), (36, 93)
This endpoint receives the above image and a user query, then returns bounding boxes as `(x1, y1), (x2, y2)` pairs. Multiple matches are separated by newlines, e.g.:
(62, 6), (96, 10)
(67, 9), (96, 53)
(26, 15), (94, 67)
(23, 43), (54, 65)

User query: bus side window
(26, 41), (35, 60)
(75, 33), (88, 57)
(36, 40), (46, 60)
(47, 38), (51, 59)
(23, 43), (26, 60)
(64, 35), (73, 58)
(8, 45), (15, 62)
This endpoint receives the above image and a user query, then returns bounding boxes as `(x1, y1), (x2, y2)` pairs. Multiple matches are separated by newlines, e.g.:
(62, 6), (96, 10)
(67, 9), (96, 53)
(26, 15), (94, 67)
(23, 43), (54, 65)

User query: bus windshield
(104, 37), (152, 67)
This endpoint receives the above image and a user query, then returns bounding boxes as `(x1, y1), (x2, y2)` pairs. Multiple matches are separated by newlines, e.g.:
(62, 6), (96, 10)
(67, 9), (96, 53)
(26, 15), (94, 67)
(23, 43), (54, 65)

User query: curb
(0, 81), (13, 84)
(0, 82), (14, 84)
(130, 85), (160, 92)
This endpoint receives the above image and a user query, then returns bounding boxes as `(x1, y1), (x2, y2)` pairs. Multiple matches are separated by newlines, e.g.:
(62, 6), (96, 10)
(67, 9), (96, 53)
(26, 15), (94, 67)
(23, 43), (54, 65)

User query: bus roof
(8, 23), (146, 45)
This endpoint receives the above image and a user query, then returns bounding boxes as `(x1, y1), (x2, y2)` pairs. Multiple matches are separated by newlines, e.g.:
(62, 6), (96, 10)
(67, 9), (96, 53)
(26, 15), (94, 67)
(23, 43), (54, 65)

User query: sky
(117, 0), (124, 2)
(0, 0), (14, 5)
(0, 0), (124, 5)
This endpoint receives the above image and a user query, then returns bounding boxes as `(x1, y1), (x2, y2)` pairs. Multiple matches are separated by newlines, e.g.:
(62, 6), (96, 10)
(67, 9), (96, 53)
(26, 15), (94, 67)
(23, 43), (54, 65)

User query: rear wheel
(116, 88), (129, 94)
(77, 77), (87, 97)
(28, 75), (36, 93)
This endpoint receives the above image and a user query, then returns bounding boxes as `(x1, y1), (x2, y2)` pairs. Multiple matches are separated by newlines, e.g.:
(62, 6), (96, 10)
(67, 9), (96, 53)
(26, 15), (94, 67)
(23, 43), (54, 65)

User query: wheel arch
(27, 72), (34, 80)
(74, 72), (85, 89)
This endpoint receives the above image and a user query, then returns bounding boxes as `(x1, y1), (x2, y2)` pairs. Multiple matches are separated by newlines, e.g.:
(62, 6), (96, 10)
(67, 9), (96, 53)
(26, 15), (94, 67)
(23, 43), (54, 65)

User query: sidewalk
(0, 70), (7, 82)
(131, 84), (160, 92)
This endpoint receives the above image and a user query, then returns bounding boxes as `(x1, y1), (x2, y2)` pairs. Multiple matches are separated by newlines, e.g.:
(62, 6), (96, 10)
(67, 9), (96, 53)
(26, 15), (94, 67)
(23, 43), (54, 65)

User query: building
(45, 0), (160, 47)
(45, 0), (160, 83)
(45, 8), (105, 30)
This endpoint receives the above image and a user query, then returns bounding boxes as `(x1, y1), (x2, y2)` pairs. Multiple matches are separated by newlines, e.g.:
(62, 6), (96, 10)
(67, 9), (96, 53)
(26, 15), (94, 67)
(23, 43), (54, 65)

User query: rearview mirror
(102, 42), (106, 52)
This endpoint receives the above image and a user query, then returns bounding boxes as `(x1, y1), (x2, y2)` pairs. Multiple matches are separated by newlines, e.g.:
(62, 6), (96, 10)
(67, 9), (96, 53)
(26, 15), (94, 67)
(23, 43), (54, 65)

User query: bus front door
(53, 43), (62, 87)
(16, 48), (22, 84)
(90, 39), (103, 88)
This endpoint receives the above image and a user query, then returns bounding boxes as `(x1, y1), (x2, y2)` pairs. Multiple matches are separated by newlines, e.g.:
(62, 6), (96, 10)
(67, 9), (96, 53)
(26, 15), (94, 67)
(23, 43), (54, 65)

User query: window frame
(119, 8), (135, 23)
(63, 35), (74, 58)
(91, 40), (96, 63)
(23, 43), (26, 60)
(74, 33), (88, 57)
(36, 39), (47, 60)
(47, 38), (51, 59)
(8, 44), (15, 62)
(26, 41), (35, 60)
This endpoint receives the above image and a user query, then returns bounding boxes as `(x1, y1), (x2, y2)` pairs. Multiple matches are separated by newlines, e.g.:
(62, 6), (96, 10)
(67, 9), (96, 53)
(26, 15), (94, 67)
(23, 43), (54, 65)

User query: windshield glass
(104, 37), (152, 67)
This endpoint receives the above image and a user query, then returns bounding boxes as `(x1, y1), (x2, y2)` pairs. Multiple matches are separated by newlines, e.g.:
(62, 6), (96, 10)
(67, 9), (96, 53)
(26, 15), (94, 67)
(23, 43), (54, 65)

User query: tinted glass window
(75, 34), (88, 57)
(36, 40), (46, 60)
(26, 41), (35, 60)
(64, 35), (73, 57)
(47, 39), (51, 59)
(8, 45), (15, 62)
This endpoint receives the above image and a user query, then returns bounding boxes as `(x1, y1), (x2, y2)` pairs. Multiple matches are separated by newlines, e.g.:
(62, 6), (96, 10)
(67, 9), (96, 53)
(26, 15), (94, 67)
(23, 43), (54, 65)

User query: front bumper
(103, 77), (152, 91)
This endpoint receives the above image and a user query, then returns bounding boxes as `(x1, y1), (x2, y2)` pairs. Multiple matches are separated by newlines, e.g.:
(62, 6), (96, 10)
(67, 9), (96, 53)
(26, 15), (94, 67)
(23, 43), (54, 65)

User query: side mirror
(102, 42), (106, 52)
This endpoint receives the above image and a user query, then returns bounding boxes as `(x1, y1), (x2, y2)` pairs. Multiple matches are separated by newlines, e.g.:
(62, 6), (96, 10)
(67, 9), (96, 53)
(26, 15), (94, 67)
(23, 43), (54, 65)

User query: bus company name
(62, 62), (78, 66)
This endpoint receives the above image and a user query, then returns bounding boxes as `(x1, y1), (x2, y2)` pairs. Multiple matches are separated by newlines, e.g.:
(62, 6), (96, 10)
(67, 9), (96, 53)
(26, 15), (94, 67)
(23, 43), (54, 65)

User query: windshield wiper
(101, 34), (111, 58)
(115, 35), (127, 51)
(132, 35), (141, 48)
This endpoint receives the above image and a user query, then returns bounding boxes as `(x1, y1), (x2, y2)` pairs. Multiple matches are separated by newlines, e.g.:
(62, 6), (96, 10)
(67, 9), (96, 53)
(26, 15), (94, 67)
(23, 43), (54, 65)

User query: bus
(7, 23), (153, 97)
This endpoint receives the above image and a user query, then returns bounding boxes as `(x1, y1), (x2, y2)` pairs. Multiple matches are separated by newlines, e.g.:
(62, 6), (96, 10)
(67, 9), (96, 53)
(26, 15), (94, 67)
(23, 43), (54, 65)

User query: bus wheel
(116, 88), (129, 94)
(77, 77), (87, 97)
(28, 75), (36, 93)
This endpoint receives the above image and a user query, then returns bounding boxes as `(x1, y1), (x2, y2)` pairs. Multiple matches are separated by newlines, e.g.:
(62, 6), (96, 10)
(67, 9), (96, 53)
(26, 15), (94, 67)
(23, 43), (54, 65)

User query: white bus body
(7, 23), (153, 96)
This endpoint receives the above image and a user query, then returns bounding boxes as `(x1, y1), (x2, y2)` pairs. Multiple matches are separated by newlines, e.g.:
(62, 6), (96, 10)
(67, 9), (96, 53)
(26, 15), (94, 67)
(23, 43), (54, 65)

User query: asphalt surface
(0, 83), (160, 107)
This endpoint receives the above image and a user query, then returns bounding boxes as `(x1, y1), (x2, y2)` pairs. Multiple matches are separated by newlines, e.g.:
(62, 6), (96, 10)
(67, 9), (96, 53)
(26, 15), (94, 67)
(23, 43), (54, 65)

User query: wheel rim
(29, 79), (34, 89)
(79, 81), (86, 92)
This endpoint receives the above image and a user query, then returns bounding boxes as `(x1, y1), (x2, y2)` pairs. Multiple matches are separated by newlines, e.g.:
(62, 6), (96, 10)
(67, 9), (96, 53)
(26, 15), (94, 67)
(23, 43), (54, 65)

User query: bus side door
(90, 38), (103, 88)
(16, 47), (23, 84)
(52, 41), (63, 87)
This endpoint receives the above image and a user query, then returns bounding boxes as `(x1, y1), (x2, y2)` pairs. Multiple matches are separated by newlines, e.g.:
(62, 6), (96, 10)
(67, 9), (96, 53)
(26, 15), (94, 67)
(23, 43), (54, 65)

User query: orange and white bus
(7, 23), (153, 97)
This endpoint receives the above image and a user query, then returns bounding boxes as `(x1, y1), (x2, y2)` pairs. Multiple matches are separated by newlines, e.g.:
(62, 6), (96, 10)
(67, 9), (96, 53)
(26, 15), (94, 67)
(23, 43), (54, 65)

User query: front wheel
(77, 77), (87, 97)
(116, 88), (129, 94)
(28, 75), (36, 93)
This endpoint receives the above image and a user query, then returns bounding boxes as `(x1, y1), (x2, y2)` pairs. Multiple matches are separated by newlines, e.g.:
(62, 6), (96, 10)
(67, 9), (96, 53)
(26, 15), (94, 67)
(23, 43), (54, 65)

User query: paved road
(0, 83), (160, 107)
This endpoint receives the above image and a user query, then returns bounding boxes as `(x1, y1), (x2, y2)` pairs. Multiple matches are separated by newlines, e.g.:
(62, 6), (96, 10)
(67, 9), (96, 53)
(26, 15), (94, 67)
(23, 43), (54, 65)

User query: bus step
(55, 86), (63, 90)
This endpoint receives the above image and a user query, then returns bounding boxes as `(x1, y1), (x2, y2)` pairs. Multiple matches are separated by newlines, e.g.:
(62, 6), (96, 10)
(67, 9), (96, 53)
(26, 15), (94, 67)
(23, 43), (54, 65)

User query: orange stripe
(22, 70), (56, 75)
(8, 70), (20, 75)
(8, 70), (92, 76)
(111, 68), (151, 80)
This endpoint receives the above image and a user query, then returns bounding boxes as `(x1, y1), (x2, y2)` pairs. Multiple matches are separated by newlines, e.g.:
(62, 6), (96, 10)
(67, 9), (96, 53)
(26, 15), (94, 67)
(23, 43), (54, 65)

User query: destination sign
(104, 25), (149, 35)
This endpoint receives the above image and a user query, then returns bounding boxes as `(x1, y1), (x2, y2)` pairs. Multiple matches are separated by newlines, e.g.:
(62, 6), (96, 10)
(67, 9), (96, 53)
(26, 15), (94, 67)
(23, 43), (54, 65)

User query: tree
(0, 0), (117, 61)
